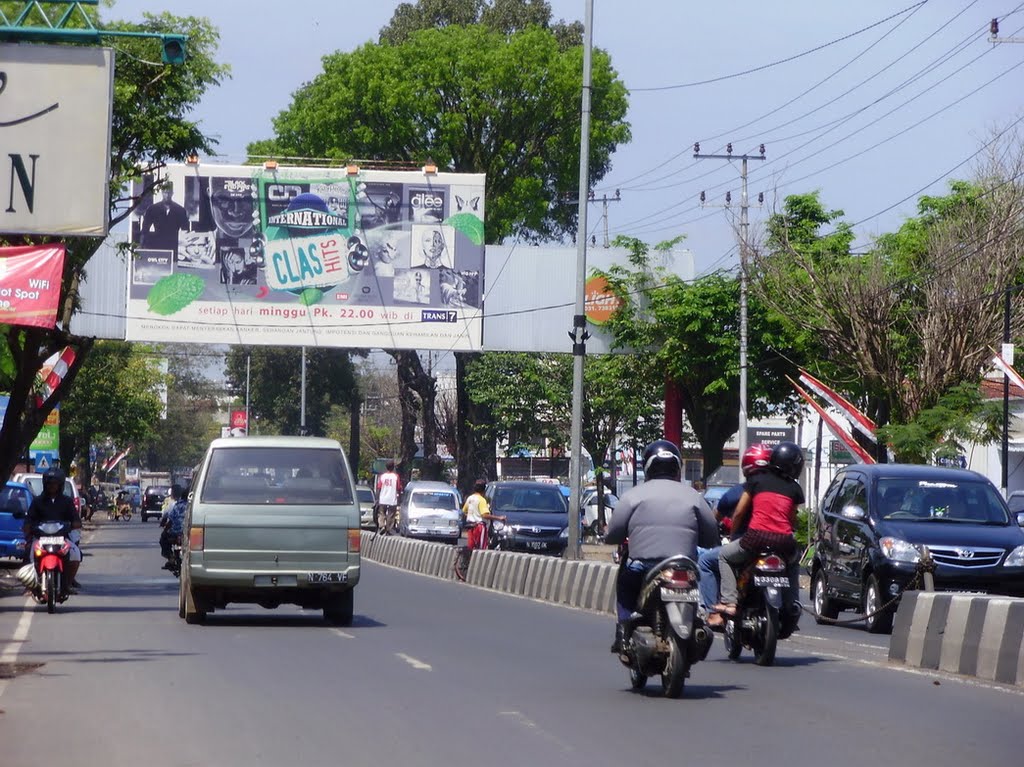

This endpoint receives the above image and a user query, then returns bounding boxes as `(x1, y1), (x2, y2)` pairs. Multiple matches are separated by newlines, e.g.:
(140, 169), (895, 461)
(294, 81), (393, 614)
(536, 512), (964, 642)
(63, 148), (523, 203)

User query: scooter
(618, 554), (714, 698)
(722, 551), (801, 666)
(30, 521), (73, 614)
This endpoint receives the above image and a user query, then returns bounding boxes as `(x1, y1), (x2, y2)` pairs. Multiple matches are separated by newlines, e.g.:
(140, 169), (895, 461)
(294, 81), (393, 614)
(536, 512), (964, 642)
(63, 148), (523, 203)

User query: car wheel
(323, 590), (354, 627)
(183, 571), (207, 625)
(812, 570), (840, 623)
(862, 574), (894, 634)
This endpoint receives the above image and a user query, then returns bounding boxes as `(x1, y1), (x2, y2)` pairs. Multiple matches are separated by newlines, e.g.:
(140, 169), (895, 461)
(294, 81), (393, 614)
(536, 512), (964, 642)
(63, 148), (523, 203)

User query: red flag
(0, 245), (65, 329)
(789, 376), (876, 464)
(799, 370), (877, 443)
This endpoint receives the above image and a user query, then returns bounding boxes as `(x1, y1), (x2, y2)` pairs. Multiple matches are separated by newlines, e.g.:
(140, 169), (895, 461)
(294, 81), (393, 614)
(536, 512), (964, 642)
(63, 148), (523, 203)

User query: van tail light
(348, 529), (361, 553)
(189, 526), (204, 552)
(756, 554), (786, 572)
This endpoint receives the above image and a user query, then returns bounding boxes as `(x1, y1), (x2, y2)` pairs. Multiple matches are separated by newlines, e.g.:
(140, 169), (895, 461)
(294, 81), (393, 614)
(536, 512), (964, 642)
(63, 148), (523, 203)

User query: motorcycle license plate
(307, 572), (347, 584)
(39, 536), (65, 546)
(753, 575), (789, 588)
(660, 587), (698, 602)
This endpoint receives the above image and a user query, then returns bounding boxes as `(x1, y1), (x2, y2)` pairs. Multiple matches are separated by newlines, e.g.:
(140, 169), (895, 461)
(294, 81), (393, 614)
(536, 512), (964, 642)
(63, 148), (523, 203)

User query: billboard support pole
(300, 346), (307, 436)
(567, 0), (595, 562)
(245, 352), (251, 437)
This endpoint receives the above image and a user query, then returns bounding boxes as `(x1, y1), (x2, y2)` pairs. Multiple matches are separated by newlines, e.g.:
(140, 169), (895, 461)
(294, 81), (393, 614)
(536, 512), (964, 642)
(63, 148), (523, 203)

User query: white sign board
(0, 43), (113, 236)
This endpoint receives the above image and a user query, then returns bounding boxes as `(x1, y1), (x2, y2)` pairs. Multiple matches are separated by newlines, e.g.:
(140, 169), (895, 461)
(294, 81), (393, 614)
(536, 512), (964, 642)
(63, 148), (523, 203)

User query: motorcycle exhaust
(692, 626), (713, 662)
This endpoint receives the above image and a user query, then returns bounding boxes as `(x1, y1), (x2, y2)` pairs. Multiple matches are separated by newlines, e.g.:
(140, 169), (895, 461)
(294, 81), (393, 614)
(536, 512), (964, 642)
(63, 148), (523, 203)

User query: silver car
(399, 481), (461, 543)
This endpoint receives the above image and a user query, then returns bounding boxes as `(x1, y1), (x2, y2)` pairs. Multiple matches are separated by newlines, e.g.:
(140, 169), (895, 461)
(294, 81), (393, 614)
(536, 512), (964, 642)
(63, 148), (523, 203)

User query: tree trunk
(456, 352), (496, 497)
(677, 383), (733, 480)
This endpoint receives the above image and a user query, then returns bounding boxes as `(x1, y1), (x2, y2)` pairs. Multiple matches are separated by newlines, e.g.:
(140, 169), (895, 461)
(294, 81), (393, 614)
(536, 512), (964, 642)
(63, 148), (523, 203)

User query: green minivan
(179, 436), (361, 626)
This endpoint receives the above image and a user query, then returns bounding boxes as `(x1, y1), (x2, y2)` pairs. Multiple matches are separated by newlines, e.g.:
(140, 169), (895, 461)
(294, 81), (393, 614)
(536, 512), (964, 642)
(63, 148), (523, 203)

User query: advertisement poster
(125, 164), (486, 351)
(0, 245), (66, 328)
(229, 409), (247, 437)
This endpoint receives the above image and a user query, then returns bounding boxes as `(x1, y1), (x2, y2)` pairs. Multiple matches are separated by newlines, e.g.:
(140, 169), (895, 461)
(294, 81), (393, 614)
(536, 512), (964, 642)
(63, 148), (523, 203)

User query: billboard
(0, 245), (65, 328)
(0, 43), (113, 236)
(125, 163), (486, 351)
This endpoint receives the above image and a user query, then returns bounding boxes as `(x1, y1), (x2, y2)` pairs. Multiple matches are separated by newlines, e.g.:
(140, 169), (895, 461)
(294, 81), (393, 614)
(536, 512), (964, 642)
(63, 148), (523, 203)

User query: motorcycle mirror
(1016, 512), (1024, 527)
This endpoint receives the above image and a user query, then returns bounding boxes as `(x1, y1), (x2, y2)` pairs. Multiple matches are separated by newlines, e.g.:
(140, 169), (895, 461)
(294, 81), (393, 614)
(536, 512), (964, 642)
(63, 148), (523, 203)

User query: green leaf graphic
(444, 212), (485, 246)
(147, 273), (206, 315)
(299, 288), (323, 306)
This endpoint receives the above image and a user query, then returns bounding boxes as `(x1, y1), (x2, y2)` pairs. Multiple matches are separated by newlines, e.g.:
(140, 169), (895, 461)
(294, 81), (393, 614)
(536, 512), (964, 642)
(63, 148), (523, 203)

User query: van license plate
(307, 572), (347, 584)
(753, 575), (789, 588)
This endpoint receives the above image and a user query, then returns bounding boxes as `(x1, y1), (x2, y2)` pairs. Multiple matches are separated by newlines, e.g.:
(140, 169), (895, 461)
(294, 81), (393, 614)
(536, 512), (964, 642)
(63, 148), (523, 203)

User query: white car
(399, 481), (462, 543)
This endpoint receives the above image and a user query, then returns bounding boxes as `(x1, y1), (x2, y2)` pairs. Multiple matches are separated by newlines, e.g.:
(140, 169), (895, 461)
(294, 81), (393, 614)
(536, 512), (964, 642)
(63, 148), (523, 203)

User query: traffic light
(161, 35), (187, 65)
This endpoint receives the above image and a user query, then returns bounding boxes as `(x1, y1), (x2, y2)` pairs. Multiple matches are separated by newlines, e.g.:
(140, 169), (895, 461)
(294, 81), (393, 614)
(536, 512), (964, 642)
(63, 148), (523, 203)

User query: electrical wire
(630, 2), (928, 92)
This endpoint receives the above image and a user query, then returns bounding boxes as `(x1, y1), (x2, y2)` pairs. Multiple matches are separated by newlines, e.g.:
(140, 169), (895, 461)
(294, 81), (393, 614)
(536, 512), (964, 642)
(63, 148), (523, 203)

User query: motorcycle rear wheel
(661, 637), (689, 698)
(724, 617), (742, 660)
(628, 665), (647, 691)
(753, 604), (779, 667)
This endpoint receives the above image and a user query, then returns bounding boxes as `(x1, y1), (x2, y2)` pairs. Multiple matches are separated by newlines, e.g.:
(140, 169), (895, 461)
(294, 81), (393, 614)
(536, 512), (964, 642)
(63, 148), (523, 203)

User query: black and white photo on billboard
(356, 182), (403, 229)
(176, 231), (217, 269)
(138, 182), (189, 256)
(366, 228), (410, 278)
(450, 184), (485, 219)
(311, 182), (350, 226)
(219, 247), (259, 285)
(407, 187), (446, 224)
(411, 224), (455, 269)
(393, 268), (432, 305)
(439, 268), (481, 308)
(133, 249), (174, 285)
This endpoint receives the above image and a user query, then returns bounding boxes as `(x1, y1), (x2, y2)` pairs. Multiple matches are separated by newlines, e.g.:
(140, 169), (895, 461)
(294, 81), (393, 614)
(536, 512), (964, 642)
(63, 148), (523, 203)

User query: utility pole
(589, 189), (621, 247)
(567, 0), (595, 562)
(990, 17), (1024, 43)
(694, 142), (766, 463)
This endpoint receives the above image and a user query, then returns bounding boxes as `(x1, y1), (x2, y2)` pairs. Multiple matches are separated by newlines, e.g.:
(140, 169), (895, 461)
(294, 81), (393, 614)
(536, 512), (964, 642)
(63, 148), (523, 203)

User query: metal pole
(1003, 291), (1010, 495)
(245, 352), (251, 437)
(567, 0), (594, 562)
(300, 346), (307, 436)
(738, 156), (749, 462)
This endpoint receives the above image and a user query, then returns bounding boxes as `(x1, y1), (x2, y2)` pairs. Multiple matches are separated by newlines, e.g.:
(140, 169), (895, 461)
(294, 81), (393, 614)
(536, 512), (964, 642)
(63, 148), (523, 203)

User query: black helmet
(170, 484), (184, 500)
(770, 441), (805, 479)
(642, 439), (682, 481)
(43, 467), (65, 487)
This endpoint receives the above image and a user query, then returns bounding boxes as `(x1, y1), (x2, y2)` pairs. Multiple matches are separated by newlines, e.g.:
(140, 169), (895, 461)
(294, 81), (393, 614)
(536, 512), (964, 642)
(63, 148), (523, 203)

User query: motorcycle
(30, 521), (73, 614)
(618, 554), (714, 698)
(722, 551), (801, 667)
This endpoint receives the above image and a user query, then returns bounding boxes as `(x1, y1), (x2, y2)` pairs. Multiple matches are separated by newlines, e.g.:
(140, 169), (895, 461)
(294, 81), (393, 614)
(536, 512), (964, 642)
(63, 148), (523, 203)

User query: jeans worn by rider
(159, 499), (187, 559)
(605, 479), (719, 621)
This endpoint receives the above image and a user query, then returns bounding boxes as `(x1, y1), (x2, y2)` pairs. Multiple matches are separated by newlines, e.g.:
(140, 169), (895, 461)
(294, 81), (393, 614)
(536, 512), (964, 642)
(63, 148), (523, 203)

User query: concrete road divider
(359, 531), (618, 614)
(889, 591), (1024, 686)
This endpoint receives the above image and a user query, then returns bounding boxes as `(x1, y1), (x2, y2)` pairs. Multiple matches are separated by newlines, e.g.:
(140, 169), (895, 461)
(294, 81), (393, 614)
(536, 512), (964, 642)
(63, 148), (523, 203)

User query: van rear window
(412, 491), (458, 510)
(201, 447), (354, 505)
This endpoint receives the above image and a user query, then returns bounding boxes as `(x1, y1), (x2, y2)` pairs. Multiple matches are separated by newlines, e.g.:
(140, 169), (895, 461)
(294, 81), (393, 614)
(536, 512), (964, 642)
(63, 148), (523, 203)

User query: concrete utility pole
(567, 0), (595, 562)
(591, 189), (621, 247)
(694, 142), (766, 462)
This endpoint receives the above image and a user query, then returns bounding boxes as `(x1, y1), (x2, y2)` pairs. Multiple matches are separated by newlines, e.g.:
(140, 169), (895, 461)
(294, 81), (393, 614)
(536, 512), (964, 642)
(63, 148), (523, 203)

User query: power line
(630, 2), (927, 92)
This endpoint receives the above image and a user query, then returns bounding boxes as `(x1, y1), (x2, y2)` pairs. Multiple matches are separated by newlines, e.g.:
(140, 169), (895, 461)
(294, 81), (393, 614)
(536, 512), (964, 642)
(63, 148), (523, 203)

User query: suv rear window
(22, 477), (75, 501)
(201, 447), (353, 505)
(146, 486), (171, 496)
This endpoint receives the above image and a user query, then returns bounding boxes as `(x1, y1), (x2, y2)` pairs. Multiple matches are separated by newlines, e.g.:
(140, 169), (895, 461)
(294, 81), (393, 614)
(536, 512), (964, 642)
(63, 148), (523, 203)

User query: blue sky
(109, 0), (1023, 275)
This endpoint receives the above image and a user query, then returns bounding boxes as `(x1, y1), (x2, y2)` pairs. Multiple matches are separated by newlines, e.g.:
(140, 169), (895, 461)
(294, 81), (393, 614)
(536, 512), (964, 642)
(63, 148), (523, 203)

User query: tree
(752, 139), (1024, 456)
(248, 6), (629, 493)
(0, 12), (228, 480)
(136, 346), (222, 473)
(602, 238), (802, 478)
(58, 341), (165, 485)
(223, 347), (358, 437)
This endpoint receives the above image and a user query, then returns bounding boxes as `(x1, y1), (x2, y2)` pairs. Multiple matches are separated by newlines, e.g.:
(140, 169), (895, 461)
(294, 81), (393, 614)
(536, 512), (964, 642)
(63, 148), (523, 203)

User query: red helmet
(741, 443), (772, 477)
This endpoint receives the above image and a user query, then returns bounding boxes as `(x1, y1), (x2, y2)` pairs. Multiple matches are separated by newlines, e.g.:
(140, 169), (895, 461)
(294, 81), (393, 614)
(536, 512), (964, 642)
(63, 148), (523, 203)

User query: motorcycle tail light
(662, 568), (694, 588)
(348, 529), (361, 553)
(189, 526), (204, 551)
(756, 554), (786, 572)
(60, 543), (71, 555)
(34, 545), (44, 558)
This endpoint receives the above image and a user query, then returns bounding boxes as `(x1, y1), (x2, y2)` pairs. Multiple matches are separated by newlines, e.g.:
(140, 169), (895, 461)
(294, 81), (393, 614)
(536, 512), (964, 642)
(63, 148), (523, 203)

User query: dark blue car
(0, 481), (33, 561)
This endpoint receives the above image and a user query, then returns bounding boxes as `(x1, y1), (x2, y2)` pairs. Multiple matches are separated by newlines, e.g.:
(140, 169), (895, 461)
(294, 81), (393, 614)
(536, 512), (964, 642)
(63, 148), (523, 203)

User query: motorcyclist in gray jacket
(605, 439), (719, 653)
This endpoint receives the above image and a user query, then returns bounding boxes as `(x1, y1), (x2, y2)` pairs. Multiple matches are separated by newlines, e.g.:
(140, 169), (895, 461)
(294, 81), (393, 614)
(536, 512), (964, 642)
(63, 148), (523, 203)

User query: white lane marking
(396, 652), (432, 671)
(0, 597), (35, 699)
(499, 711), (574, 753)
(330, 629), (355, 640)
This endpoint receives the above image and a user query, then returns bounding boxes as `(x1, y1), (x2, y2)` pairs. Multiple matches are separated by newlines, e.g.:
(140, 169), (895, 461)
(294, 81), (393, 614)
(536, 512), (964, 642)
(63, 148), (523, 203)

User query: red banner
(0, 245), (65, 328)
(230, 410), (248, 435)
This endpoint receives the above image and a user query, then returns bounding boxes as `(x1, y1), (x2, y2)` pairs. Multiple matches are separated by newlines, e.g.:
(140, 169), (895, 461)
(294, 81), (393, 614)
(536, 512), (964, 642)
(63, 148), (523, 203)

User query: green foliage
(59, 341), (165, 473)
(877, 382), (1003, 464)
(249, 23), (629, 243)
(600, 237), (803, 476)
(224, 347), (358, 437)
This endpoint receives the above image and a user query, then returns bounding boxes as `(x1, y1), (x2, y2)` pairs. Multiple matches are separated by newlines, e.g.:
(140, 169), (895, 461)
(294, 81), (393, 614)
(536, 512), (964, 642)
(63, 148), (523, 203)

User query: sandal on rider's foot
(713, 603), (737, 616)
(706, 612), (725, 629)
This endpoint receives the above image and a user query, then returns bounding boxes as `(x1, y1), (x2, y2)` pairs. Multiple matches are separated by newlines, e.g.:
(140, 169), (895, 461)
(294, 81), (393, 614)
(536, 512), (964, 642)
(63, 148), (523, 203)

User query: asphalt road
(0, 519), (1020, 767)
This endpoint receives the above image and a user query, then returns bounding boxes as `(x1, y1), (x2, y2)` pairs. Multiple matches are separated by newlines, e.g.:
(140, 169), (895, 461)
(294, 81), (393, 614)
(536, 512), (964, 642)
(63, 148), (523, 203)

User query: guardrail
(889, 591), (1024, 686)
(360, 532), (616, 614)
